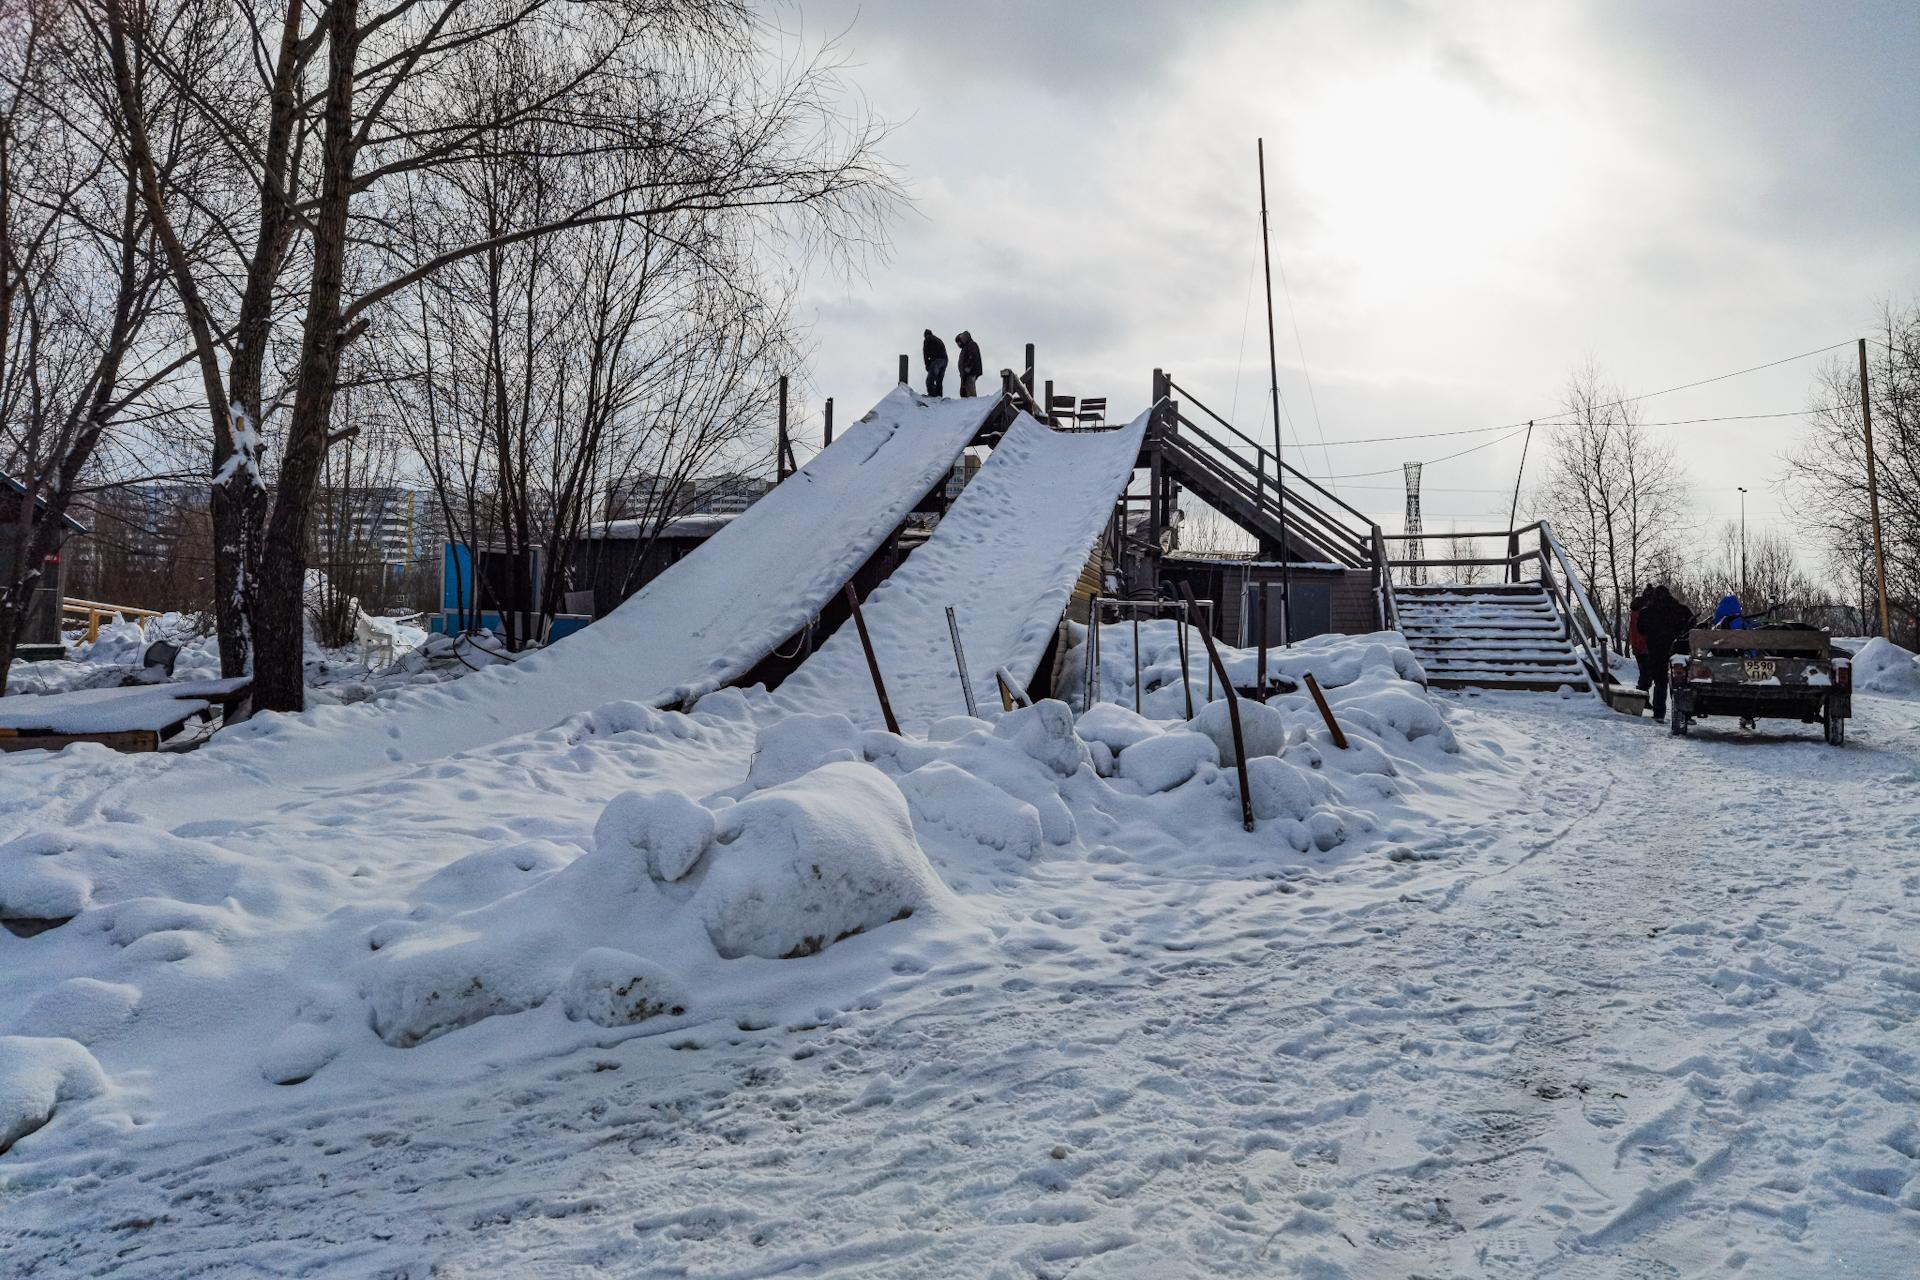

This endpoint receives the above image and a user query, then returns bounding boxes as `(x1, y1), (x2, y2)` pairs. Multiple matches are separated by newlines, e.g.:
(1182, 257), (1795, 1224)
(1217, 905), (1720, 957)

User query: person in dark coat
(1628, 589), (1652, 691)
(955, 331), (983, 398)
(1637, 585), (1694, 721)
(923, 329), (948, 397)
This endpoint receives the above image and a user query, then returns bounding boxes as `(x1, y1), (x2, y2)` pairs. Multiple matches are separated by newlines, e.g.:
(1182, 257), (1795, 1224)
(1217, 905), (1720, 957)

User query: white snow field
(108, 388), (996, 808)
(3, 616), (1917, 1277)
(772, 409), (1149, 730)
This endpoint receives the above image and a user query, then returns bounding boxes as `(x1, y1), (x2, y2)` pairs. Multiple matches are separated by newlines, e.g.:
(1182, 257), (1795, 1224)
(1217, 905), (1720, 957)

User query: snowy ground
(1, 635), (1916, 1277)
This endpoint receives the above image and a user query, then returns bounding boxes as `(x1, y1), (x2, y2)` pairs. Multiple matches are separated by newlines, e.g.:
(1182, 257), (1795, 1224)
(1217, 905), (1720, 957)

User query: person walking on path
(923, 330), (948, 397)
(1628, 589), (1652, 691)
(955, 331), (983, 398)
(1638, 585), (1694, 722)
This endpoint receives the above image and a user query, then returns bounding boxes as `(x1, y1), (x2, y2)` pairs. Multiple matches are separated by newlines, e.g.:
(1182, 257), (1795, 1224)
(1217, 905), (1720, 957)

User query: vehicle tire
(1824, 706), (1846, 746)
(1670, 710), (1690, 737)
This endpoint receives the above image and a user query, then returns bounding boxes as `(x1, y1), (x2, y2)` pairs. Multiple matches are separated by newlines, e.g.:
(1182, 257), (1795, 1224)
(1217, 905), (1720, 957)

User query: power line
(1324, 424), (1535, 480)
(1313, 405), (1841, 448)
(1280, 340), (1852, 466)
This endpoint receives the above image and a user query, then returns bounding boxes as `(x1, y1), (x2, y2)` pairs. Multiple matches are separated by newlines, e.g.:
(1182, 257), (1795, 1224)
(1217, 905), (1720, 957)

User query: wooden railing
(62, 597), (163, 643)
(1387, 522), (1613, 693)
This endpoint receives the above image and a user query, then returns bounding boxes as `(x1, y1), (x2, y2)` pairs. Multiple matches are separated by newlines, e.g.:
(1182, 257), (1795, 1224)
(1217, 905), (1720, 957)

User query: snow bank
(1846, 637), (1920, 696)
(0, 1036), (107, 1152)
(357, 755), (953, 1048)
(700, 762), (945, 959)
(0, 627), (1459, 1155)
(1060, 619), (1428, 720)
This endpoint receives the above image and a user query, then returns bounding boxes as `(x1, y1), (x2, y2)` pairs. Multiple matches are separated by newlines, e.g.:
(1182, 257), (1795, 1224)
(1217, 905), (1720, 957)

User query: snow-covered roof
(581, 512), (738, 541)
(583, 512), (737, 541)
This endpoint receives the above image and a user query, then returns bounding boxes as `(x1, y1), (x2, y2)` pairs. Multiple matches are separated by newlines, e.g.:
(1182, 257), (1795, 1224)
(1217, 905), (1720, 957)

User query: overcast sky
(770, 0), (1920, 557)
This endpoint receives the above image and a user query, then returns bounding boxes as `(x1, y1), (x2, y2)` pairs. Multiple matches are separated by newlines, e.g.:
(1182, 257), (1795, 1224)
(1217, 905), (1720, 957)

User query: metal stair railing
(1158, 379), (1375, 569)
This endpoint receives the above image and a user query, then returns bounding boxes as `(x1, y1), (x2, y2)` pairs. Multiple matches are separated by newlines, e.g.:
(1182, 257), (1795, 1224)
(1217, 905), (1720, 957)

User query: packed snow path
(774, 409), (1148, 730)
(5, 694), (1915, 1276)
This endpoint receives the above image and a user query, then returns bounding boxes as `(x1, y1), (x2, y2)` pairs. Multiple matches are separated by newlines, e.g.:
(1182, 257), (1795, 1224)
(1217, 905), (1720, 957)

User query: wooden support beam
(1178, 582), (1254, 831)
(843, 582), (901, 735)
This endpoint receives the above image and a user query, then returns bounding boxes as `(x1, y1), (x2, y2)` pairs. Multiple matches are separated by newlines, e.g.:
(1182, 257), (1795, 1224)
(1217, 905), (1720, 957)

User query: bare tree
(1441, 528), (1488, 585)
(1532, 364), (1691, 634)
(1782, 301), (1920, 640)
(0, 0), (200, 689)
(107, 0), (899, 710)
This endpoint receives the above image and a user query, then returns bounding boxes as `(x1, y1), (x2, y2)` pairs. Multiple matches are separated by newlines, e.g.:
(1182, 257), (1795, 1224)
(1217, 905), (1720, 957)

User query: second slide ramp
(175, 388), (999, 793)
(772, 409), (1148, 731)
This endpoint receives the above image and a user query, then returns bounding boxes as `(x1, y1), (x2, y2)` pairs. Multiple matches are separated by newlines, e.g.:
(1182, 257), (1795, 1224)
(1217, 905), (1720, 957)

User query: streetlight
(1737, 487), (1748, 604)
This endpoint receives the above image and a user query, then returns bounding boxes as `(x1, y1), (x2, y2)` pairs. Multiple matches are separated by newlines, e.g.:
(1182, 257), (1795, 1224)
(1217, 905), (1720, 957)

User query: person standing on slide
(923, 329), (948, 397)
(955, 331), (983, 397)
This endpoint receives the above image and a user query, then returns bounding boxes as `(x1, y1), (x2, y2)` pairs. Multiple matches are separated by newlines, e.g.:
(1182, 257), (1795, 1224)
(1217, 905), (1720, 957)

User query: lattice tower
(1402, 461), (1425, 586)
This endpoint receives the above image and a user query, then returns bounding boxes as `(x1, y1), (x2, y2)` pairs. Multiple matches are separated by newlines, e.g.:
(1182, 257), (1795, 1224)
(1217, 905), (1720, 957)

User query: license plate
(1742, 659), (1777, 681)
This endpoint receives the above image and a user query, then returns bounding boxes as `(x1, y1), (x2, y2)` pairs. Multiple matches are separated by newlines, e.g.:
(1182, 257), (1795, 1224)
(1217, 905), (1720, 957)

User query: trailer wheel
(1824, 705), (1846, 746)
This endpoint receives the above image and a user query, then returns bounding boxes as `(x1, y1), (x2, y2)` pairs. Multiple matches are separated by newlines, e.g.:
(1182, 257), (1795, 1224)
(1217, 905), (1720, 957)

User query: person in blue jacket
(1713, 592), (1746, 629)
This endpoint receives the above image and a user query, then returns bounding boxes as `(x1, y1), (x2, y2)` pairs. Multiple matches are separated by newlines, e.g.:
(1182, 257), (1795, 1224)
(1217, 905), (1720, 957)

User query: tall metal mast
(1257, 139), (1291, 645)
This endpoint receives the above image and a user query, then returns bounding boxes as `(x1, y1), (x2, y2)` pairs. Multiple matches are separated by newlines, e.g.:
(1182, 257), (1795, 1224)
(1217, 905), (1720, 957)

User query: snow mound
(358, 759), (946, 1047)
(701, 762), (948, 959)
(0, 1035), (108, 1152)
(1848, 637), (1920, 696)
(561, 950), (689, 1027)
(595, 790), (716, 883)
(748, 713), (863, 789)
(1191, 697), (1291, 763)
(1117, 730), (1219, 793)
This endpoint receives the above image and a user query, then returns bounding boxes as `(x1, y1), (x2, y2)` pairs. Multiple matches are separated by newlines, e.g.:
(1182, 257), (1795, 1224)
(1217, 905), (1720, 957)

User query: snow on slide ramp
(772, 409), (1148, 731)
(195, 389), (999, 784)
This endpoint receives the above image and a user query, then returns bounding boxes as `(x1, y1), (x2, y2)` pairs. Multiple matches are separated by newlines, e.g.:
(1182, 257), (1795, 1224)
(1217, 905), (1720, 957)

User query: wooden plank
(0, 728), (160, 753)
(1688, 628), (1828, 653)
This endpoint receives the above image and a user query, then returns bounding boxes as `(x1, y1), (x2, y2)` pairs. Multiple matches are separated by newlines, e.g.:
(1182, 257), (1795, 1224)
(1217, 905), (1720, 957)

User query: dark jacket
(955, 332), (983, 378)
(923, 331), (947, 368)
(1639, 590), (1693, 656)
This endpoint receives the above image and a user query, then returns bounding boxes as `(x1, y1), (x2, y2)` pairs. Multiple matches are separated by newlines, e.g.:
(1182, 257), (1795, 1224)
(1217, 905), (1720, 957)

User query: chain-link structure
(1401, 461), (1425, 586)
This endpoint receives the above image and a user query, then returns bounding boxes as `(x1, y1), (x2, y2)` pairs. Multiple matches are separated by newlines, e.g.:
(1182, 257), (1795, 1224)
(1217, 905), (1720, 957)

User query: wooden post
(776, 375), (795, 481)
(1860, 338), (1892, 638)
(1178, 583), (1254, 831)
(843, 582), (900, 735)
(898, 353), (909, 386)
(1023, 342), (1035, 397)
(1178, 602), (1194, 719)
(1256, 582), (1269, 701)
(1303, 671), (1348, 749)
(1132, 615), (1143, 715)
(1043, 379), (1054, 425)
(823, 397), (834, 447)
(1202, 600), (1215, 701)
(945, 606), (978, 718)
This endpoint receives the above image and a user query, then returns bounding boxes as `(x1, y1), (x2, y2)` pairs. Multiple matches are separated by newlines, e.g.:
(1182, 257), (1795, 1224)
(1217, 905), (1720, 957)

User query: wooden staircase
(1396, 584), (1594, 691)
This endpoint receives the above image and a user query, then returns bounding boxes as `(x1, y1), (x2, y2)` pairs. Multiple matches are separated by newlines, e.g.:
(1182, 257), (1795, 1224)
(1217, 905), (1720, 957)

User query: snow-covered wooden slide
(192, 389), (1000, 784)
(772, 409), (1149, 731)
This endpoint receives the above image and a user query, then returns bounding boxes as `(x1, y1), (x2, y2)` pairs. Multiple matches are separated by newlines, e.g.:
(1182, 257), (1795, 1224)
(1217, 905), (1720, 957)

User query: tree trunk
(251, 0), (359, 713)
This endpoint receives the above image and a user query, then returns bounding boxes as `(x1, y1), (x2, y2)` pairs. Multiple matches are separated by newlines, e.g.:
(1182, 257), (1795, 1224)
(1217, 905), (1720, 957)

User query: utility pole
(1859, 338), (1892, 638)
(1256, 138), (1291, 644)
(1738, 486), (1748, 604)
(1506, 420), (1534, 584)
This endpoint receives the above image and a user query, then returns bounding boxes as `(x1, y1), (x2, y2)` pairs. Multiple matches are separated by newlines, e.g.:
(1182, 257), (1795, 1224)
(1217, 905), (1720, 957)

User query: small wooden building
(2, 476), (89, 660)
(570, 513), (735, 619)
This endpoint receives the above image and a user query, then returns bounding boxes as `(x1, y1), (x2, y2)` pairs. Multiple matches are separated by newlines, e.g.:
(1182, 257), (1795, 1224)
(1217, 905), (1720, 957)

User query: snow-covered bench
(0, 677), (253, 753)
